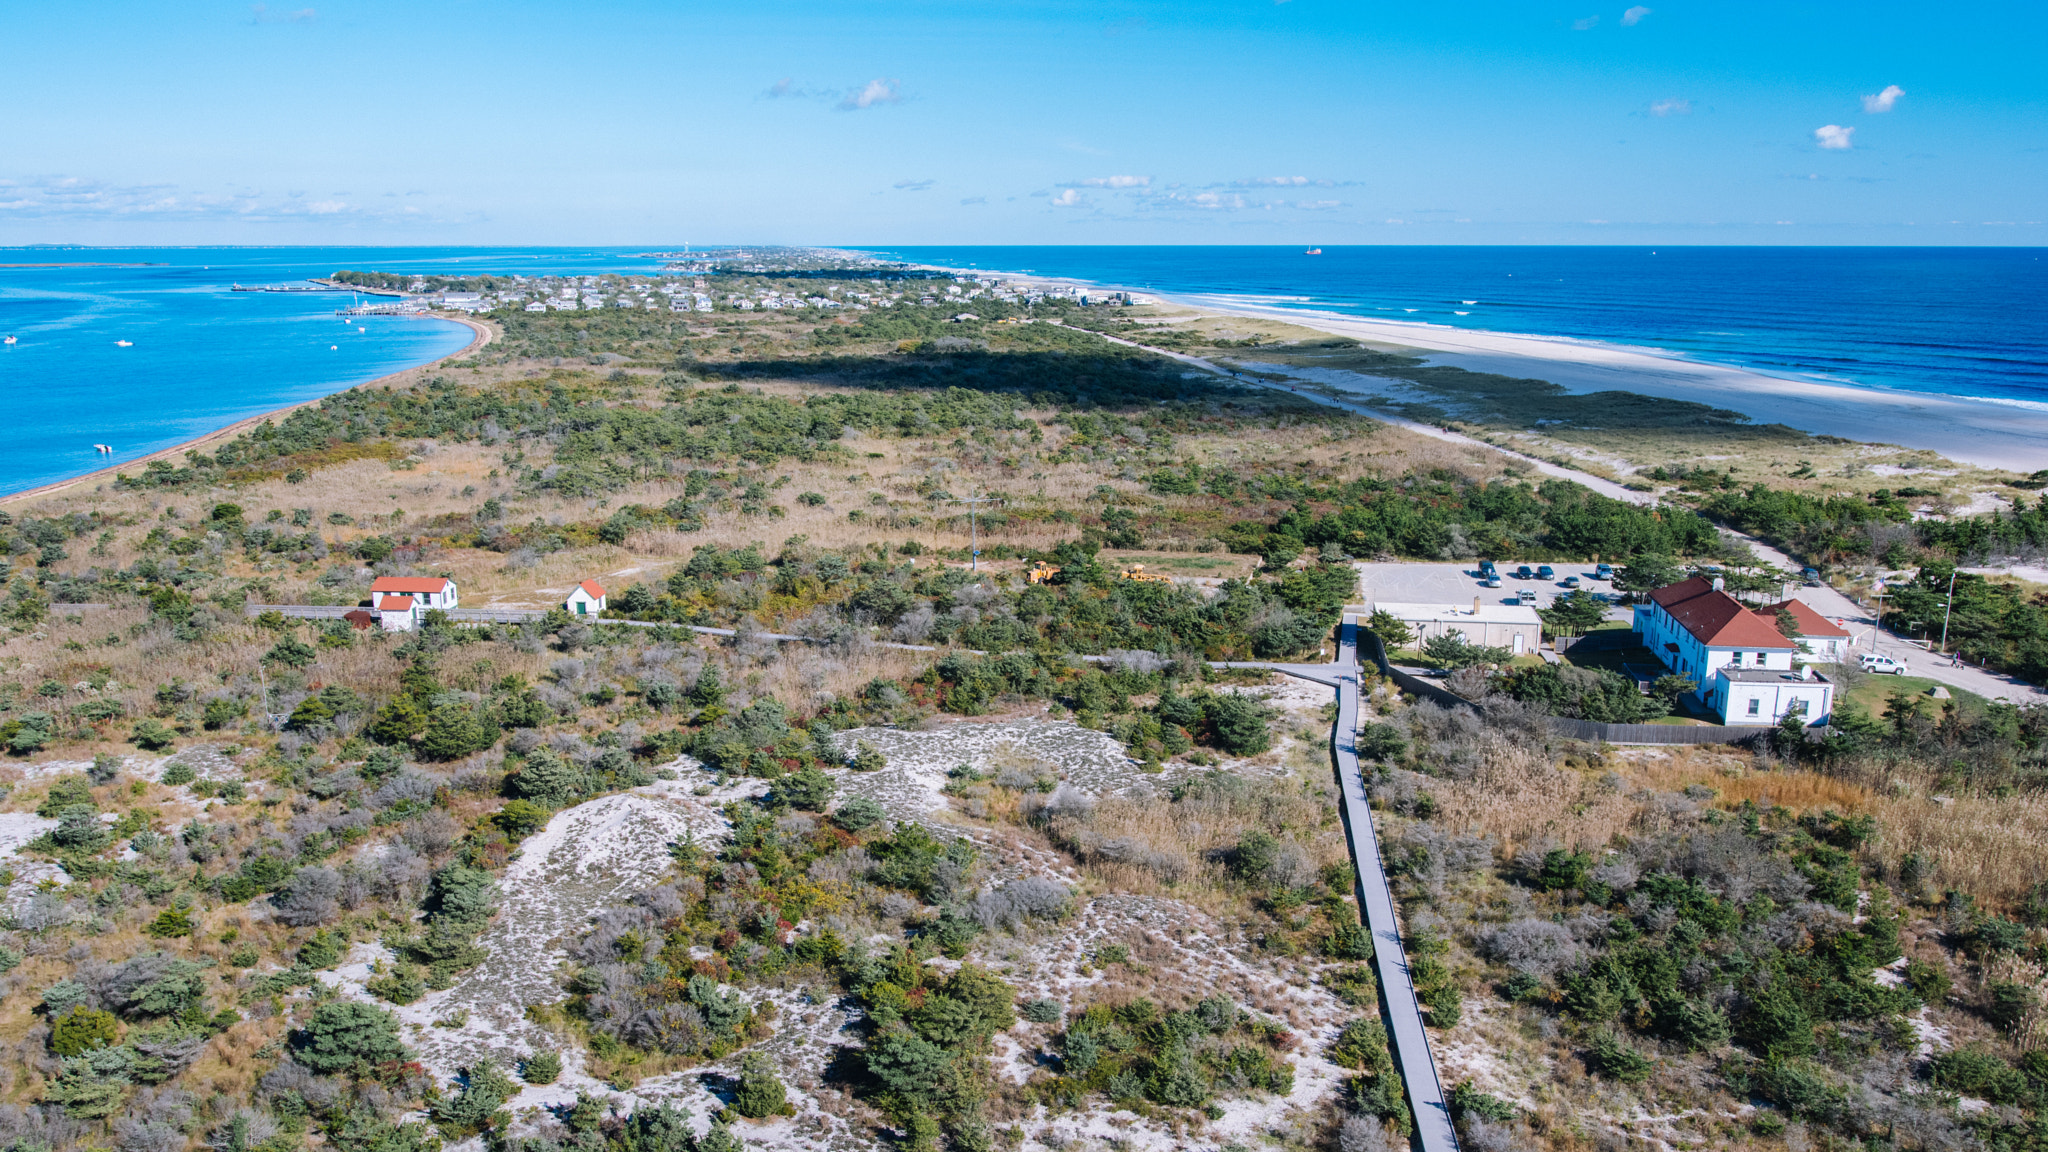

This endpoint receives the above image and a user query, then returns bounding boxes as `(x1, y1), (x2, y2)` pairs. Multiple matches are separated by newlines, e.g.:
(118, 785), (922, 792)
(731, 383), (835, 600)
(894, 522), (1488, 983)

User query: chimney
(1473, 596), (1482, 616)
(1711, 576), (1725, 592)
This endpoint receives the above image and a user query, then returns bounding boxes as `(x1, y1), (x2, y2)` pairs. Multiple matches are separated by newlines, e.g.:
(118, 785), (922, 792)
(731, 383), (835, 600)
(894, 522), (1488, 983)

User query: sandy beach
(0, 313), (491, 508)
(934, 255), (2048, 474)
(1152, 295), (2048, 474)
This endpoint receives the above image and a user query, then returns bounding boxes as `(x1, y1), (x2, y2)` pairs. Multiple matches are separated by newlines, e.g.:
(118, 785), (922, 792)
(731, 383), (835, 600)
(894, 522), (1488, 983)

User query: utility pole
(1939, 567), (1957, 656)
(958, 494), (995, 572)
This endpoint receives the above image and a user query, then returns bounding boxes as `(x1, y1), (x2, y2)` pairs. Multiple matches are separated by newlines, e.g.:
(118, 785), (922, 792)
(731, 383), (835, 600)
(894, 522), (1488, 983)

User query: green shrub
(146, 906), (194, 939)
(833, 795), (884, 832)
(851, 741), (887, 772)
(368, 964), (427, 1006)
(1588, 1029), (1654, 1082)
(36, 776), (95, 818)
(732, 1050), (788, 1118)
(1930, 1047), (2029, 1104)
(50, 1007), (122, 1056)
(292, 1001), (411, 1076)
(522, 1050), (562, 1085)
(159, 762), (196, 787)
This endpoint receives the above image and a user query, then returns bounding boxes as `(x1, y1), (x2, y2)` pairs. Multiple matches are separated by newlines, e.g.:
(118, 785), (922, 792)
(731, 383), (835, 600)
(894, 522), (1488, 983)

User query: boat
(3, 335), (14, 345)
(1304, 247), (1322, 255)
(115, 340), (133, 347)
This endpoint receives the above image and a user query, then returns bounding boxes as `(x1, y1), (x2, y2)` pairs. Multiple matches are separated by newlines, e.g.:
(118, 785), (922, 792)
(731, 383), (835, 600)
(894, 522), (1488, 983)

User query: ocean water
(871, 245), (2048, 410)
(0, 247), (681, 497)
(5, 244), (2044, 498)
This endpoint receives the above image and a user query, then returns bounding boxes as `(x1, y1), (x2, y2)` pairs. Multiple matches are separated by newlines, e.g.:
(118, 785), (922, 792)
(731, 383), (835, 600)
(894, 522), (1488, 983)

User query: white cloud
(1573, 15), (1600, 30)
(1297, 200), (1343, 210)
(893, 179), (935, 191)
(1075, 175), (1150, 188)
(959, 196), (987, 206)
(1620, 5), (1651, 25)
(1241, 176), (1309, 186)
(1813, 124), (1855, 150)
(839, 79), (901, 110)
(1049, 189), (1084, 206)
(1649, 98), (1691, 117)
(1862, 84), (1905, 113)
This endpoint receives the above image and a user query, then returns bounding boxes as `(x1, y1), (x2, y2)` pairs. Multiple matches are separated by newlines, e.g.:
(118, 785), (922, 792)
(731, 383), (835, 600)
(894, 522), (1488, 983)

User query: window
(1747, 698), (1761, 716)
(1788, 698), (1809, 715)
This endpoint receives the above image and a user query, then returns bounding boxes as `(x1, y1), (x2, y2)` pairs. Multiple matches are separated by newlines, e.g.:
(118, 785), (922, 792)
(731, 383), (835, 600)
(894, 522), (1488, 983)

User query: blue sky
(3, 0), (2043, 245)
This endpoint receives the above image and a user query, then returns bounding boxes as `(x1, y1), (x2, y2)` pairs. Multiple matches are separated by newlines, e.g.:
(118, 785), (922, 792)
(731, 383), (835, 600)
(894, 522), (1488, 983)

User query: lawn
(1836, 670), (1989, 723)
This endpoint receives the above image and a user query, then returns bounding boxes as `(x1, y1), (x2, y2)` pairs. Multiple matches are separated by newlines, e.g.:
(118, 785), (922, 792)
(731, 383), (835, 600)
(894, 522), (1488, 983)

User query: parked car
(1595, 563), (1615, 580)
(1859, 652), (1909, 675)
(1482, 576), (1502, 588)
(1479, 560), (1499, 578)
(1802, 567), (1822, 586)
(1537, 565), (1556, 580)
(1515, 565), (1535, 580)
(1562, 576), (1582, 588)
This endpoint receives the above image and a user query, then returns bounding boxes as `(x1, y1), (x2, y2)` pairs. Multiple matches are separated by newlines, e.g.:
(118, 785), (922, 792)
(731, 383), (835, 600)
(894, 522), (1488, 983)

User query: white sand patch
(320, 780), (742, 1112)
(0, 811), (64, 912)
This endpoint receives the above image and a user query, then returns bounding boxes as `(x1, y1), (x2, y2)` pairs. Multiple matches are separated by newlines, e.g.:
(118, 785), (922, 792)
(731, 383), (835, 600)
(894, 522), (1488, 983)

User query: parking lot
(1353, 561), (1629, 618)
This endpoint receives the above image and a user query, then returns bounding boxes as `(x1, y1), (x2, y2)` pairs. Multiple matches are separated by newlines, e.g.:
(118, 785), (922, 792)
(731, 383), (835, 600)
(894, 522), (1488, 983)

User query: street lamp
(1938, 568), (1957, 655)
(957, 494), (995, 572)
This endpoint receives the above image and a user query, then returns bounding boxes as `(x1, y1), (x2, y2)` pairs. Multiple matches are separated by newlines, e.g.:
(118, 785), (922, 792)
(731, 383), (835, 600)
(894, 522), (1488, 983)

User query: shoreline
(888, 254), (2048, 473)
(0, 314), (491, 509)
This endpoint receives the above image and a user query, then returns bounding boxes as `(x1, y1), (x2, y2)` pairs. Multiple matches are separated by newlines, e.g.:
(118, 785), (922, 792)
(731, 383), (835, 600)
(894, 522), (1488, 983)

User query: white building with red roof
(565, 580), (607, 616)
(375, 595), (420, 632)
(368, 576), (459, 611)
(1633, 576), (1834, 726)
(1763, 598), (1853, 664)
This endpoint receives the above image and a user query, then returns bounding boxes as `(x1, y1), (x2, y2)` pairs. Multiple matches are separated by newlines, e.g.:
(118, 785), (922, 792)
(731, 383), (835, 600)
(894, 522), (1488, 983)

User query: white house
(1633, 576), (1833, 726)
(370, 576), (459, 611)
(1370, 598), (1543, 656)
(1765, 598), (1854, 664)
(375, 595), (419, 632)
(566, 580), (607, 616)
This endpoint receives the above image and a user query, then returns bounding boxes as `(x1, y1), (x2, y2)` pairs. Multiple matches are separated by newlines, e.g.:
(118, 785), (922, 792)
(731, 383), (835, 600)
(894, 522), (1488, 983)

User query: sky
(2, 0), (2044, 246)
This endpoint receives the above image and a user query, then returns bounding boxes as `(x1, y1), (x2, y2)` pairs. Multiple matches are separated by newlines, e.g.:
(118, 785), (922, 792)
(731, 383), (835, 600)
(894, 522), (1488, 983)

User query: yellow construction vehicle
(1119, 564), (1174, 585)
(1027, 561), (1060, 585)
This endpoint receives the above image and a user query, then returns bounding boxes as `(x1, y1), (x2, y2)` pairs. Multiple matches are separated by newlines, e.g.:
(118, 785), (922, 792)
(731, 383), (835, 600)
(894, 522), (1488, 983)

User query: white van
(1859, 653), (1908, 675)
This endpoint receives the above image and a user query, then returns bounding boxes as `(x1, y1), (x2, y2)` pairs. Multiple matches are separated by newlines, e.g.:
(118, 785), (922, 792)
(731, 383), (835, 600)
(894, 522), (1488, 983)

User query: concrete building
(1632, 576), (1834, 726)
(370, 576), (458, 611)
(375, 595), (419, 631)
(1370, 598), (1543, 656)
(566, 580), (607, 616)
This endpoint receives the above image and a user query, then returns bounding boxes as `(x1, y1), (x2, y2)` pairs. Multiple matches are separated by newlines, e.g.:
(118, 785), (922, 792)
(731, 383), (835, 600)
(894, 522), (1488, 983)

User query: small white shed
(566, 580), (607, 616)
(376, 595), (419, 632)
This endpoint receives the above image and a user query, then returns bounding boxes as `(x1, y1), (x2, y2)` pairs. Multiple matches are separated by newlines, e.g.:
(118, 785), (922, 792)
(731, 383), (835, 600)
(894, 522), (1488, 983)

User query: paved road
(1734, 538), (2047, 704)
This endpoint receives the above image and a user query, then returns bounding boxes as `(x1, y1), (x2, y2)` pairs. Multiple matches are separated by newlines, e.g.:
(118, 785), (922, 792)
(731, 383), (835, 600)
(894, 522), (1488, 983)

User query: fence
(1355, 624), (1778, 747)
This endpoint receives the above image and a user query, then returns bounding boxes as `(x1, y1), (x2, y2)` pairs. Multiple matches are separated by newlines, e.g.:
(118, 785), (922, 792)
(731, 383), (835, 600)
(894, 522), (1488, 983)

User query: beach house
(1632, 577), (1834, 726)
(566, 580), (607, 616)
(369, 576), (459, 611)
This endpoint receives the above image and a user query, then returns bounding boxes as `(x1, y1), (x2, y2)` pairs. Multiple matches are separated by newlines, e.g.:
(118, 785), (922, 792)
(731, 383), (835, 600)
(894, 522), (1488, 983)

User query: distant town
(324, 250), (1142, 317)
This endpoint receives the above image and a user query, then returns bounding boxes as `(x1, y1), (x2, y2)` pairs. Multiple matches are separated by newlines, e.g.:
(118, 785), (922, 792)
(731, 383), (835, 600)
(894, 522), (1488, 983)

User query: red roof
(1763, 599), (1850, 639)
(576, 580), (607, 600)
(371, 577), (451, 594)
(376, 595), (415, 611)
(1649, 578), (1794, 649)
